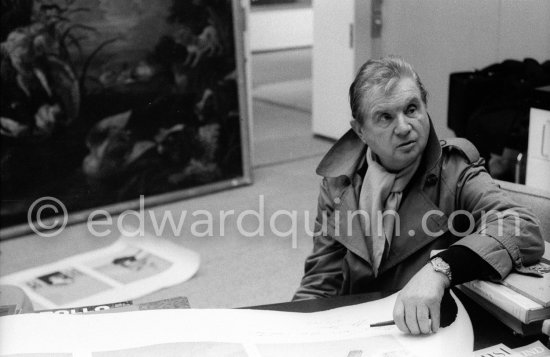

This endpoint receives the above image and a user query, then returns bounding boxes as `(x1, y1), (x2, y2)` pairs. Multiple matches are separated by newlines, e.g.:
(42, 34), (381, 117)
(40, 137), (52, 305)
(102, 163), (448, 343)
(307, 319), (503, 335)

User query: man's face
(351, 77), (430, 172)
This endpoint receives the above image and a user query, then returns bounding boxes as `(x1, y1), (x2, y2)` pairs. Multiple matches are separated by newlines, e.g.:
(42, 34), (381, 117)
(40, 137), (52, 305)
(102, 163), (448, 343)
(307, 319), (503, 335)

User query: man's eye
(380, 113), (392, 121)
(406, 105), (417, 115)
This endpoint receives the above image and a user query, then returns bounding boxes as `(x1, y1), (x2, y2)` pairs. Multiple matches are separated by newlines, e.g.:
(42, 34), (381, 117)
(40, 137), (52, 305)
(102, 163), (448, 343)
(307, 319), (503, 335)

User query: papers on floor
(0, 232), (200, 309)
(0, 292), (474, 357)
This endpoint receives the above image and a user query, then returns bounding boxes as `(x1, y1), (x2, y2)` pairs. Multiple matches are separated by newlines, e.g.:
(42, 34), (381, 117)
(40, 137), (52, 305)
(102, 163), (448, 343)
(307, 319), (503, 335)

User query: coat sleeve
(292, 178), (347, 301)
(447, 153), (544, 280)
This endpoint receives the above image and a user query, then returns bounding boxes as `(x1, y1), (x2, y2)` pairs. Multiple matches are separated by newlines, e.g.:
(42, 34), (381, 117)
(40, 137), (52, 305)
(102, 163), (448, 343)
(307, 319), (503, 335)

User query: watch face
(431, 257), (452, 281)
(435, 259), (447, 269)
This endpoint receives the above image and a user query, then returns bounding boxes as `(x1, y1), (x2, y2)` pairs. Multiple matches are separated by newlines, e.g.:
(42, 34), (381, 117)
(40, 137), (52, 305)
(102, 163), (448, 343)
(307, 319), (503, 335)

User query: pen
(369, 320), (396, 327)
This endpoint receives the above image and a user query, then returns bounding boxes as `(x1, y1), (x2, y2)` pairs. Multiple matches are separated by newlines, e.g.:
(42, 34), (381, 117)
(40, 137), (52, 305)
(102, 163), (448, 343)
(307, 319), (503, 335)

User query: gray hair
(349, 55), (428, 123)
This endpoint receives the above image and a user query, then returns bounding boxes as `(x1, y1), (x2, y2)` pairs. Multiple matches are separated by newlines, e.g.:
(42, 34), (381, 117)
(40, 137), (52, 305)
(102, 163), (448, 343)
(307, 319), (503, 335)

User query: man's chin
(393, 152), (421, 170)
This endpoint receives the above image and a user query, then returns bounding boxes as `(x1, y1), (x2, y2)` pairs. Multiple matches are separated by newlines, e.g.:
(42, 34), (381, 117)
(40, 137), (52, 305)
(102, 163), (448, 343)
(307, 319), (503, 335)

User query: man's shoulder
(439, 138), (480, 164)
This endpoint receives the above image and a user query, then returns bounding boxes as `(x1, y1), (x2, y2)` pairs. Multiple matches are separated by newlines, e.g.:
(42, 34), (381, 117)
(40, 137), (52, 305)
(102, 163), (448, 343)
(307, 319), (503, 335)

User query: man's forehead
(367, 78), (421, 112)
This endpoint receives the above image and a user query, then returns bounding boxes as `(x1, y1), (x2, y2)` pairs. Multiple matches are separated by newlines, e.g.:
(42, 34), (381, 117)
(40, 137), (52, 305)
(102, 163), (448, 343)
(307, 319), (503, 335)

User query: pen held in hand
(369, 320), (396, 327)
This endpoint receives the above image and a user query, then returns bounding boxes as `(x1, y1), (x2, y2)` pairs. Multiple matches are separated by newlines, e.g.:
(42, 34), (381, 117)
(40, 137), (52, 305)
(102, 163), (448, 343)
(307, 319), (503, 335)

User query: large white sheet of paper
(0, 292), (473, 357)
(0, 233), (200, 309)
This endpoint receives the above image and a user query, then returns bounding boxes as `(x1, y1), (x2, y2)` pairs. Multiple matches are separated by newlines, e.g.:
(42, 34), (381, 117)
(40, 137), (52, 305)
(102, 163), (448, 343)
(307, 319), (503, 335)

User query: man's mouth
(398, 140), (416, 148)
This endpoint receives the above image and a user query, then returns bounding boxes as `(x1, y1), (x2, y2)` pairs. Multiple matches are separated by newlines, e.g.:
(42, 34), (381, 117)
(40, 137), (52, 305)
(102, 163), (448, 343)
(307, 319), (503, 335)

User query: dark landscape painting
(1, 0), (250, 236)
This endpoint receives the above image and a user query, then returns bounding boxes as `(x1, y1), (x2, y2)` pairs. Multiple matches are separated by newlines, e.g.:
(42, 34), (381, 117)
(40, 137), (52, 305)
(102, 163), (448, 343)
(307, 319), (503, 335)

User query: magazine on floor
(0, 232), (200, 309)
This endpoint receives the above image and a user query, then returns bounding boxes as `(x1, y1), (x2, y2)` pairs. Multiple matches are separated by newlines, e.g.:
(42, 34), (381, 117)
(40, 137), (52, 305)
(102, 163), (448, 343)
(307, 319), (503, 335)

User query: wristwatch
(430, 257), (452, 283)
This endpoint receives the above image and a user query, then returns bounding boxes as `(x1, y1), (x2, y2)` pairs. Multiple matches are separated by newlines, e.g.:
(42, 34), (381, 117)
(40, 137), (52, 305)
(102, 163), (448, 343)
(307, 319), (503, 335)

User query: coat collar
(316, 129), (366, 179)
(316, 116), (442, 180)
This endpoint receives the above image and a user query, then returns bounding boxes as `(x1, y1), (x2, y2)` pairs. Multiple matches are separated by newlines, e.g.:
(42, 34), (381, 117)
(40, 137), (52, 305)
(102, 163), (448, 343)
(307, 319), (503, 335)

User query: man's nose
(394, 114), (412, 136)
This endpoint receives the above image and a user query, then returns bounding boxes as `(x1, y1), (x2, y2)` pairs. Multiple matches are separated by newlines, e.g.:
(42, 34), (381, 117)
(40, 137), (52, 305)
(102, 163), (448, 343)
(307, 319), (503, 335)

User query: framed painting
(0, 0), (252, 239)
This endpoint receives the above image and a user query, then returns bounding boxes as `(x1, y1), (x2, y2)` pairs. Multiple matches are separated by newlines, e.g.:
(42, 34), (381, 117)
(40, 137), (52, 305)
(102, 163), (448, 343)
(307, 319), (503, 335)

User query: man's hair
(349, 55), (428, 123)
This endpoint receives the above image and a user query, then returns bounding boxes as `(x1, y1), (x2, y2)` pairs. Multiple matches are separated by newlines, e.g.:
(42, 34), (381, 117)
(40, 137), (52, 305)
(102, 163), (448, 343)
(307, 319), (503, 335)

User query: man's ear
(350, 120), (364, 141)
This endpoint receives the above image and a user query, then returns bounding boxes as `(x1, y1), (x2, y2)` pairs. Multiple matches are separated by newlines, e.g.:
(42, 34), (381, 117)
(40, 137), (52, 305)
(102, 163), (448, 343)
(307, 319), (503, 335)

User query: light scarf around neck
(358, 147), (421, 277)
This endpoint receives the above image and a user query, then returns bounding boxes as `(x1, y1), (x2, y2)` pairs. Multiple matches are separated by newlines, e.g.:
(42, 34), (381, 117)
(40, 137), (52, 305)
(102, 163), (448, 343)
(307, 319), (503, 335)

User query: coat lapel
(318, 128), (373, 266)
(331, 177), (374, 267)
(379, 186), (449, 274)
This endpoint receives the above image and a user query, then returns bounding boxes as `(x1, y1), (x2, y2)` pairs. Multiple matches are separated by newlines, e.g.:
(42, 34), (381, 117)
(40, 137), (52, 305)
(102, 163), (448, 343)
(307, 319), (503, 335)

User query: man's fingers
(405, 304), (421, 335)
(393, 299), (408, 333)
(416, 305), (431, 334)
(429, 301), (441, 333)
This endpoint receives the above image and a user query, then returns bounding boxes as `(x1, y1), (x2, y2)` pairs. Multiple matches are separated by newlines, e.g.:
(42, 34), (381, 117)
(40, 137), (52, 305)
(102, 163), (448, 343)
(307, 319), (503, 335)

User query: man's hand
(393, 263), (451, 335)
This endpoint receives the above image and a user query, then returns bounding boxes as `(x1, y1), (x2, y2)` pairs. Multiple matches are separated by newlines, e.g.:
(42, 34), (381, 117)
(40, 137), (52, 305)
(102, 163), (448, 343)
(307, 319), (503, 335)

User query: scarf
(358, 147), (421, 277)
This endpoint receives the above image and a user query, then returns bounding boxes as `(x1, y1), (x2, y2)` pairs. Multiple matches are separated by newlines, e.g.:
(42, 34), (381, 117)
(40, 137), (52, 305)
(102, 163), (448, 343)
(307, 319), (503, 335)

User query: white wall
(249, 6), (313, 52)
(311, 0), (356, 139)
(498, 0), (550, 60)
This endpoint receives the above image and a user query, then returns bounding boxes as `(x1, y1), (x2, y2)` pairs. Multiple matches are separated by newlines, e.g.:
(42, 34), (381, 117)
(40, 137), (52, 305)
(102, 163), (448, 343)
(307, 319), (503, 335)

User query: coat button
(426, 174), (438, 186)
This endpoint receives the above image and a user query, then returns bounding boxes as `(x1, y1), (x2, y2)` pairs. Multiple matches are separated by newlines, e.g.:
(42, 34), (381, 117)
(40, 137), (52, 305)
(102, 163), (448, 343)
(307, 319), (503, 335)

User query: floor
(251, 48), (331, 168)
(0, 48), (336, 309)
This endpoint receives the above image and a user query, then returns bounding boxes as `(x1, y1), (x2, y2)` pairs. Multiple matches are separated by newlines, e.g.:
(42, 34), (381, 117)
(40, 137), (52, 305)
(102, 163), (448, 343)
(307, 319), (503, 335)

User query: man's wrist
(435, 246), (500, 285)
(429, 257), (452, 288)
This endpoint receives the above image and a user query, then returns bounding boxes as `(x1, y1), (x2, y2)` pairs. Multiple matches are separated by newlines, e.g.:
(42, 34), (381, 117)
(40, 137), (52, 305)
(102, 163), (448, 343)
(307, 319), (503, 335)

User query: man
(293, 56), (544, 335)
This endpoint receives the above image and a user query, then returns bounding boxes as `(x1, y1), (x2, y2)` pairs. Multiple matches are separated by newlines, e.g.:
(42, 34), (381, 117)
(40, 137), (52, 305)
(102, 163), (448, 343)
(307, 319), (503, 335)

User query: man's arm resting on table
(393, 246), (498, 335)
(393, 152), (544, 335)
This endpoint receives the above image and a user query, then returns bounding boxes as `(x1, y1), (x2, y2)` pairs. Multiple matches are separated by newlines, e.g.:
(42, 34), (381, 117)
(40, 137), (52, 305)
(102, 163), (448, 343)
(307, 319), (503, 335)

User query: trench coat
(293, 122), (544, 300)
